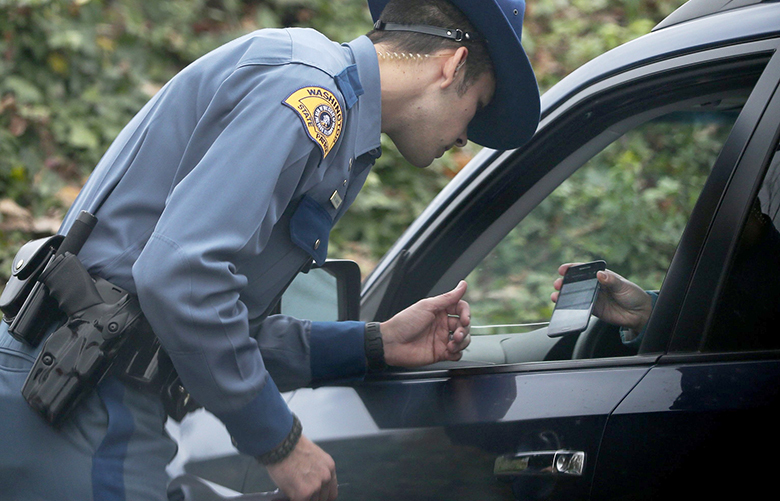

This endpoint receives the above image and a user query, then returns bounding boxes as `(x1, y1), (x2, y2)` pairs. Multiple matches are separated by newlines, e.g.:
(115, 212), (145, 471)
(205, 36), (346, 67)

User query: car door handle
(494, 450), (586, 477)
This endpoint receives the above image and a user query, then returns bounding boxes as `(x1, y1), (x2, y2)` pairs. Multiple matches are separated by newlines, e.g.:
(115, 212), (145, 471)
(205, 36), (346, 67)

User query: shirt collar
(343, 35), (382, 160)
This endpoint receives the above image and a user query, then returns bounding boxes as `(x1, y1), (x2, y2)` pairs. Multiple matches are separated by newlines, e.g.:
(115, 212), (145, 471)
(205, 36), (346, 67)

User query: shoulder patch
(283, 87), (344, 158)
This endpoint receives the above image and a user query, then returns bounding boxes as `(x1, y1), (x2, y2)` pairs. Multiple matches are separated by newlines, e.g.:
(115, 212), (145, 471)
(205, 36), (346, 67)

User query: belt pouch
(0, 235), (64, 326)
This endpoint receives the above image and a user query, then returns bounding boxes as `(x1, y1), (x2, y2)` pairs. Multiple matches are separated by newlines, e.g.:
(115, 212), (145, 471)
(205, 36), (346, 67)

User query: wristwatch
(364, 322), (387, 373)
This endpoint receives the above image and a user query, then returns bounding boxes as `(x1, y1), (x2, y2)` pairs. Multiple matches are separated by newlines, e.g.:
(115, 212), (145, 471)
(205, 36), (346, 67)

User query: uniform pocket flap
(289, 195), (333, 266)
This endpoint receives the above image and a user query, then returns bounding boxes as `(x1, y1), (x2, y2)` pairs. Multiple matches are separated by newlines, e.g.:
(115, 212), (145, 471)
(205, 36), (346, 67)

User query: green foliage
(0, 0), (371, 282)
(524, 0), (684, 93)
(1, 0), (685, 287)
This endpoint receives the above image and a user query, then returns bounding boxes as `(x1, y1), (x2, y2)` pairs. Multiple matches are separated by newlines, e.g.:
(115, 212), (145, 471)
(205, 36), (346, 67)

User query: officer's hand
(552, 263), (653, 333)
(266, 434), (337, 501)
(380, 280), (471, 367)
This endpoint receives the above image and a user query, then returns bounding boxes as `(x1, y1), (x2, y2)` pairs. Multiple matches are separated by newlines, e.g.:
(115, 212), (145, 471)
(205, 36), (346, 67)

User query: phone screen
(547, 260), (606, 338)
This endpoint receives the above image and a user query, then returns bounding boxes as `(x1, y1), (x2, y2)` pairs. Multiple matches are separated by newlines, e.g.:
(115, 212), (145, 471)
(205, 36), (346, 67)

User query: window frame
(659, 42), (780, 355)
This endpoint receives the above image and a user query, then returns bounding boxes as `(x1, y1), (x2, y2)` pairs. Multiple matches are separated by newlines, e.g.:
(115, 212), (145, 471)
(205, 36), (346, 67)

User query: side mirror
(279, 259), (361, 321)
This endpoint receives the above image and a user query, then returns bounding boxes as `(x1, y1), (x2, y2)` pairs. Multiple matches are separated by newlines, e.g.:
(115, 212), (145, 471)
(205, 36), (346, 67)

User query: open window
(460, 96), (747, 364)
(429, 54), (775, 368)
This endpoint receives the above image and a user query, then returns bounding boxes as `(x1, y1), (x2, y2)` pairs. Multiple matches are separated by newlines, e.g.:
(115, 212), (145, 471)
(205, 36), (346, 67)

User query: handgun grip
(40, 253), (104, 316)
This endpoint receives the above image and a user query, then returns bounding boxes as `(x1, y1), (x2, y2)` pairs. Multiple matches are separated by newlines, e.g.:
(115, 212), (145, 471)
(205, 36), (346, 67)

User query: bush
(0, 0), (684, 286)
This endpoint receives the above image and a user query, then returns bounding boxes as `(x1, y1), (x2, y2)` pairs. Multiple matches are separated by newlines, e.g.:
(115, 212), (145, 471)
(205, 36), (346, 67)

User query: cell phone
(547, 260), (606, 338)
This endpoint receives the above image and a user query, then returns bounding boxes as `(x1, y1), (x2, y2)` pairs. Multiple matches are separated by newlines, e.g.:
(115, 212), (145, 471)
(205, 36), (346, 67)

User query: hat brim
(368, 0), (540, 150)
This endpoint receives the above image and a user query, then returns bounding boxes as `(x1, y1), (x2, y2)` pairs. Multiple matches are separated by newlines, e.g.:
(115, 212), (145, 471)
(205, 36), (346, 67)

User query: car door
(592, 42), (780, 500)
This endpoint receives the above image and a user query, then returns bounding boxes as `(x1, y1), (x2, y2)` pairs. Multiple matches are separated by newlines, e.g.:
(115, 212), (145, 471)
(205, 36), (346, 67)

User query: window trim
(662, 43), (780, 353)
(368, 354), (660, 382)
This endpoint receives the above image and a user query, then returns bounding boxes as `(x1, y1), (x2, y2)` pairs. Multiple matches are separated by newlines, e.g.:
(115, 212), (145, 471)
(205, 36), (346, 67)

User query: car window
(460, 103), (743, 364)
(704, 148), (780, 352)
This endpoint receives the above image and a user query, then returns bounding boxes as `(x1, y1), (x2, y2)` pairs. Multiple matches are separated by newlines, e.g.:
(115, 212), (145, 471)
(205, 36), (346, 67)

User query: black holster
(17, 252), (200, 426)
(21, 252), (150, 426)
(1, 213), (200, 425)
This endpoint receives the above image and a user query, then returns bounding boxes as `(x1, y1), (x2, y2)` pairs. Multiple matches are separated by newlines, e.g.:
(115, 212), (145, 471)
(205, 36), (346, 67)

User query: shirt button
(348, 158), (353, 171)
(343, 179), (348, 186)
(314, 239), (321, 250)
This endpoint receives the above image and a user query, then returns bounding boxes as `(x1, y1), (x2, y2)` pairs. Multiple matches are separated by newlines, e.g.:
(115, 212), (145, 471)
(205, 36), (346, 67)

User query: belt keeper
(255, 413), (303, 465)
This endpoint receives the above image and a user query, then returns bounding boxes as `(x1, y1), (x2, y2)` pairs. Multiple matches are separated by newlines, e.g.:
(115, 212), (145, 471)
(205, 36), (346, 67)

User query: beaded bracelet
(256, 413), (303, 465)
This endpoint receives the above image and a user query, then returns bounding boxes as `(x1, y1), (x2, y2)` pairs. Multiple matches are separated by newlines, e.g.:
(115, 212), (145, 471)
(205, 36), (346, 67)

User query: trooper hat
(367, 0), (541, 150)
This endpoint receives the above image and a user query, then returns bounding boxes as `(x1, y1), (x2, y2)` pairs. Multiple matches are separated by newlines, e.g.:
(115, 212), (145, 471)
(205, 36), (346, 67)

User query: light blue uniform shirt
(60, 28), (382, 456)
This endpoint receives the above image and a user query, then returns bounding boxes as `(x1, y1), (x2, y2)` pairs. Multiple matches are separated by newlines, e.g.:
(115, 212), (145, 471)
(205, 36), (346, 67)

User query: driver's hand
(552, 263), (653, 333)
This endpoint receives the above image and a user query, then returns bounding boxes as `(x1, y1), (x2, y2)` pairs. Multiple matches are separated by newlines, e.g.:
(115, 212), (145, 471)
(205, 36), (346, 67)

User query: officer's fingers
(315, 482), (326, 501)
(445, 339), (466, 361)
(436, 281), (468, 313)
(323, 460), (337, 501)
(445, 326), (470, 358)
(456, 300), (470, 327)
(453, 332), (471, 354)
(551, 290), (560, 303)
(319, 470), (337, 501)
(447, 303), (470, 331)
(328, 474), (339, 501)
(447, 314), (459, 333)
(553, 277), (563, 291)
(447, 327), (467, 346)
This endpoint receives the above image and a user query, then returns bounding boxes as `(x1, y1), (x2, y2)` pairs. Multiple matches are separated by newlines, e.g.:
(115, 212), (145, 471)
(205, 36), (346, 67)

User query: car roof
(653, 0), (777, 31)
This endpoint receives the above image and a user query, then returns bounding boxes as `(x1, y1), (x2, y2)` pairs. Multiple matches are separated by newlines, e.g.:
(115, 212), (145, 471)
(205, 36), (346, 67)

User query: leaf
(68, 123), (100, 150)
(1, 76), (44, 104)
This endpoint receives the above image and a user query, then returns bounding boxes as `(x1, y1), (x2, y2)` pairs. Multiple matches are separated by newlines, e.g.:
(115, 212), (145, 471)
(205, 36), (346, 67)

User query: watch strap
(364, 322), (387, 373)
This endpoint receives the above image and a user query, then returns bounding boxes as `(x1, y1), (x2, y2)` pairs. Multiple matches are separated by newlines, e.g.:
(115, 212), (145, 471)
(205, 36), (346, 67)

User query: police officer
(0, 0), (539, 500)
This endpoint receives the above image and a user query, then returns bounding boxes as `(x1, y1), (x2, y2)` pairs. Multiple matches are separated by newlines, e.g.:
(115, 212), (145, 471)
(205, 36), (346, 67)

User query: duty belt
(0, 211), (198, 426)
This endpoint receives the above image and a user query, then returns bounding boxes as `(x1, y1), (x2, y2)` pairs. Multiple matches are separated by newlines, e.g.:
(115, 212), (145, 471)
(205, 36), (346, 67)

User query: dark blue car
(169, 1), (780, 499)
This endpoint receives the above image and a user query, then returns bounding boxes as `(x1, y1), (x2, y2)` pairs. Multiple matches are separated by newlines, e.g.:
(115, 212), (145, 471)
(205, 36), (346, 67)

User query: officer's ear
(440, 46), (469, 90)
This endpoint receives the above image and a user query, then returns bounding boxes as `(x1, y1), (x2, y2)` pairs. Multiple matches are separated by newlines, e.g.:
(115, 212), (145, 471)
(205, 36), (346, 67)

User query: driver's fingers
(558, 262), (584, 276)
